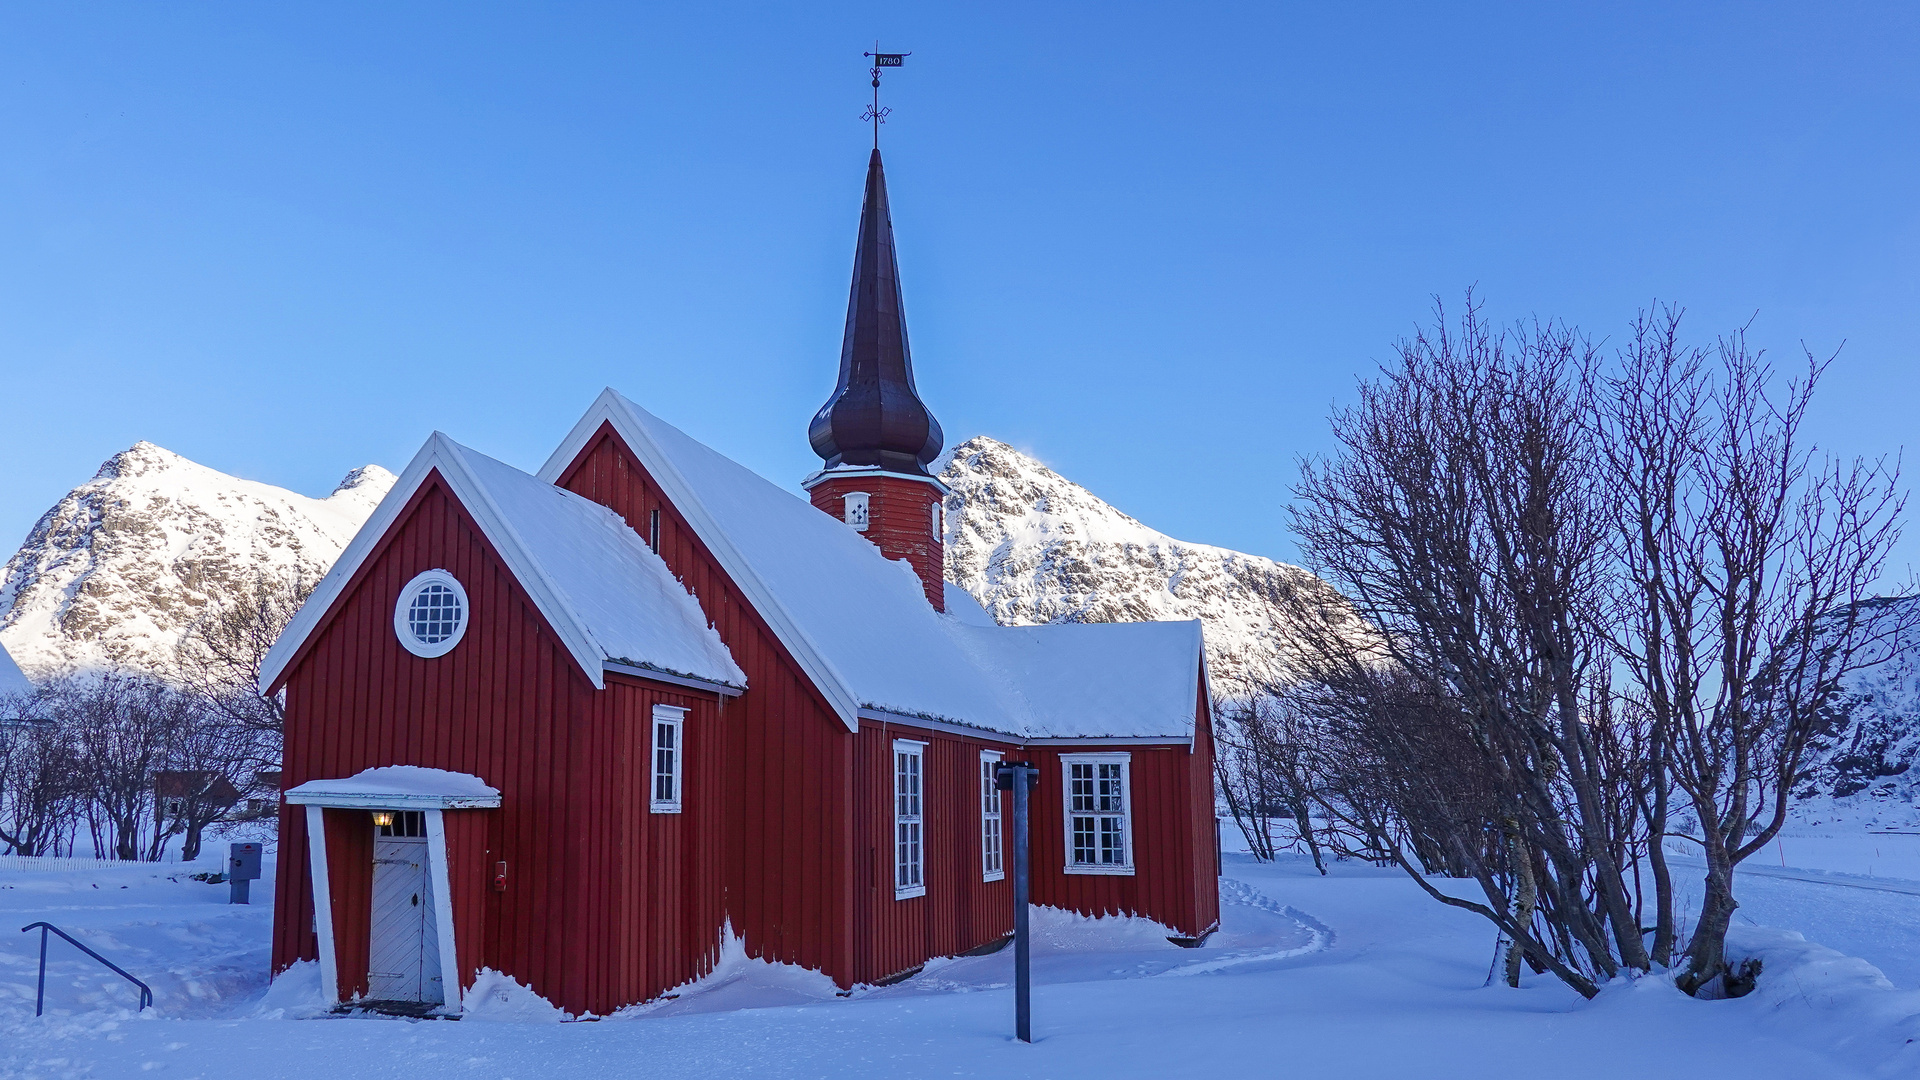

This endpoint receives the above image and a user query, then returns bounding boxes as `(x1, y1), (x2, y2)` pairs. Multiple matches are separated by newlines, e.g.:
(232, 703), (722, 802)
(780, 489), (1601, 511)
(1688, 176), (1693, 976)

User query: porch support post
(424, 808), (462, 1012)
(303, 804), (339, 1004)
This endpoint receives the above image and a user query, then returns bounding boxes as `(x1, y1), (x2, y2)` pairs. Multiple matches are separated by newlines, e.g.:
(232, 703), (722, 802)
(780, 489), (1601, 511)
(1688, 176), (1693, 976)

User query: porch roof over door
(284, 766), (501, 810)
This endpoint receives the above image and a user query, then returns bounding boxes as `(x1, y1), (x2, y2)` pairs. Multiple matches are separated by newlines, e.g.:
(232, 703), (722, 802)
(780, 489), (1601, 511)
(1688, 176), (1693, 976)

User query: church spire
(807, 148), (944, 476)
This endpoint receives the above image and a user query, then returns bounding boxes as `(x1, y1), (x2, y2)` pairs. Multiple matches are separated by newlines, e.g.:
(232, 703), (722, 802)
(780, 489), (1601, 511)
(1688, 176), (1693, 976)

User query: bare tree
(1217, 695), (1329, 871)
(56, 675), (199, 861)
(1597, 309), (1909, 995)
(0, 690), (81, 857)
(153, 711), (252, 862)
(1287, 296), (1653, 998)
(176, 571), (311, 774)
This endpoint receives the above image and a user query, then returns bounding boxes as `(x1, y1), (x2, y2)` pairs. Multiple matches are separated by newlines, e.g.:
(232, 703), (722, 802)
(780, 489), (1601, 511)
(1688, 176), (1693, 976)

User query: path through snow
(2, 851), (1916, 1078)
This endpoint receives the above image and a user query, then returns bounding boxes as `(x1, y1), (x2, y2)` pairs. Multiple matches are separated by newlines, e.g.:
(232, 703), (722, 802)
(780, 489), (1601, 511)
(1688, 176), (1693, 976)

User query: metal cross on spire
(862, 45), (908, 149)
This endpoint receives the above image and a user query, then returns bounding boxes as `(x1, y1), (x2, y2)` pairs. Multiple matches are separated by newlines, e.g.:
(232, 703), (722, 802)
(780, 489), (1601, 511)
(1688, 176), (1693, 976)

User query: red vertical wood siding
(851, 721), (1014, 983)
(322, 808), (375, 999)
(270, 474), (728, 1015)
(806, 474), (945, 610)
(442, 809), (490, 996)
(554, 427), (857, 986)
(1188, 682), (1221, 933)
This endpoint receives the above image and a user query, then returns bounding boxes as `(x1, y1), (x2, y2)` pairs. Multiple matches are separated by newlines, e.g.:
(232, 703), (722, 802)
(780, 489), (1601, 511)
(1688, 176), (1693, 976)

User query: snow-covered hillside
(940, 436), (1349, 703)
(0, 443), (393, 680)
(1795, 596), (1920, 829)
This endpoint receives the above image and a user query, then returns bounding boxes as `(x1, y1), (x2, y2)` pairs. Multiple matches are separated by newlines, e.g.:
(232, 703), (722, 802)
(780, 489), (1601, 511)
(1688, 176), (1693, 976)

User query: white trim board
(304, 805), (339, 1005)
(424, 810), (463, 1013)
(604, 661), (744, 697)
(799, 466), (951, 495)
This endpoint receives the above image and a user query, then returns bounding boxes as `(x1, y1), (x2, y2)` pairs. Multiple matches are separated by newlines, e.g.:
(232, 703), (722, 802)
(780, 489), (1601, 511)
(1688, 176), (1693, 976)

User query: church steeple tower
(807, 149), (944, 475)
(804, 149), (950, 610)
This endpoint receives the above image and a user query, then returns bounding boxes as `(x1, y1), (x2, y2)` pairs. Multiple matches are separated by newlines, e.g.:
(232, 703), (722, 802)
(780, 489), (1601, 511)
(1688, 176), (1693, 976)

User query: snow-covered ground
(4, 840), (1919, 1079)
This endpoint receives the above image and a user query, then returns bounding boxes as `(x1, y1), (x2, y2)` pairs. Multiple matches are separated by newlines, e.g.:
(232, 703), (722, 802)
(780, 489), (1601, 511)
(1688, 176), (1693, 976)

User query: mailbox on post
(229, 842), (262, 904)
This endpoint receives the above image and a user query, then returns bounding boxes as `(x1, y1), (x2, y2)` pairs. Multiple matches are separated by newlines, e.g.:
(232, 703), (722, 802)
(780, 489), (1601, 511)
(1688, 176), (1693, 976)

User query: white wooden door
(368, 836), (443, 1003)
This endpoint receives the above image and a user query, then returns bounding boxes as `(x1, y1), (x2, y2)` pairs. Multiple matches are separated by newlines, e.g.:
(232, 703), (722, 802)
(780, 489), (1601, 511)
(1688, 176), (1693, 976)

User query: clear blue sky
(2, 3), (1916, 576)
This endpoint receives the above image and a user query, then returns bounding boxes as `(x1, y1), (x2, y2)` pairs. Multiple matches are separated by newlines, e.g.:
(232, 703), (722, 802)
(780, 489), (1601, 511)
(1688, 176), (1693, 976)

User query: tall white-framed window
(844, 491), (871, 532)
(930, 500), (944, 539)
(1062, 753), (1134, 875)
(981, 750), (1004, 882)
(893, 739), (927, 898)
(651, 705), (686, 813)
(648, 508), (661, 550)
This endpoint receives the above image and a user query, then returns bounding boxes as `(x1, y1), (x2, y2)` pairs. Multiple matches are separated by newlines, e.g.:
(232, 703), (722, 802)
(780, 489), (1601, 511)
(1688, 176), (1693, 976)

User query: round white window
(394, 569), (469, 658)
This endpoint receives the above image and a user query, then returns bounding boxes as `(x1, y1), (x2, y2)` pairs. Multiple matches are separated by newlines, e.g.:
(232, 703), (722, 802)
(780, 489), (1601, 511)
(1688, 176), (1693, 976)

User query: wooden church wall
(554, 426), (860, 987)
(271, 474), (727, 1015)
(1186, 680), (1222, 934)
(1020, 739), (1213, 939)
(851, 720), (1015, 984)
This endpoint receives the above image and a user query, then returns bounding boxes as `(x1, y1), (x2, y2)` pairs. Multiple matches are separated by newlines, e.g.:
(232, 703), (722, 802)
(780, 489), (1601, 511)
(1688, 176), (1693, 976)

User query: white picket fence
(0, 852), (190, 873)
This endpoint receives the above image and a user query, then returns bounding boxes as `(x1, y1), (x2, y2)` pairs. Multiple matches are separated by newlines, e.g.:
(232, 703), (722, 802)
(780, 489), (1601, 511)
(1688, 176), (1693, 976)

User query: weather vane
(863, 44), (909, 149)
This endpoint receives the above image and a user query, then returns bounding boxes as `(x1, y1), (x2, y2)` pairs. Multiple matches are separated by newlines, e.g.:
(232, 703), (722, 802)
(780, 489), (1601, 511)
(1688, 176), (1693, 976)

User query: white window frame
(981, 750), (1004, 882)
(650, 705), (686, 813)
(393, 569), (469, 659)
(930, 500), (944, 539)
(844, 491), (871, 532)
(893, 739), (927, 899)
(1061, 752), (1134, 875)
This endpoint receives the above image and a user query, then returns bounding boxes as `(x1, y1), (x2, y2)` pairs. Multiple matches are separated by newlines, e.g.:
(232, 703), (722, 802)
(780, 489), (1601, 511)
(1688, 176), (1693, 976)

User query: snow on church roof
(445, 440), (745, 688)
(0, 640), (35, 699)
(540, 391), (1204, 740)
(262, 433), (744, 694)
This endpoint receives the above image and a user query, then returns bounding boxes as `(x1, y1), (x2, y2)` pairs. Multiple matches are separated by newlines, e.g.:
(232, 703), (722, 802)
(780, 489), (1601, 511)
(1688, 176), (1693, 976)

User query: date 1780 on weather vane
(863, 46), (909, 148)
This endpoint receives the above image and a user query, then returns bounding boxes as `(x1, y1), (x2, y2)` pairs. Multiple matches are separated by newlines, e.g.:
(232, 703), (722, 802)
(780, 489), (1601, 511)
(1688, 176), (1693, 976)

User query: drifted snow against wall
(0, 442), (394, 679)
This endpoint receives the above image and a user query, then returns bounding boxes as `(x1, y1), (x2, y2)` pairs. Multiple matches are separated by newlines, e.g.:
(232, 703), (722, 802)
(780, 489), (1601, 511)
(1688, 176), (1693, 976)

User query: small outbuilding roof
(541, 391), (1206, 740)
(261, 433), (744, 695)
(285, 766), (502, 810)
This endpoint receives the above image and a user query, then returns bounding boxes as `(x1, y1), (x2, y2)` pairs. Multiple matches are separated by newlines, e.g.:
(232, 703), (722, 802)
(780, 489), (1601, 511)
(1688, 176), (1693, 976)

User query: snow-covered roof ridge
(262, 432), (743, 694)
(538, 391), (1202, 740)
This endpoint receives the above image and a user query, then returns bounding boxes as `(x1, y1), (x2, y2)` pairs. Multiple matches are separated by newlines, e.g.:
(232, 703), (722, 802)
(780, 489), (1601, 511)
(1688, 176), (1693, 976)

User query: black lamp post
(995, 760), (1041, 1043)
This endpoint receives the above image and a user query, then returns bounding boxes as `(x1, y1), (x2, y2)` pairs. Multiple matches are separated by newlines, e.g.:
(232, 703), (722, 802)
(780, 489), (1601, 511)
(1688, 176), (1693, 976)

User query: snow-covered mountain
(0, 443), (394, 680)
(939, 436), (1348, 704)
(1794, 596), (1920, 828)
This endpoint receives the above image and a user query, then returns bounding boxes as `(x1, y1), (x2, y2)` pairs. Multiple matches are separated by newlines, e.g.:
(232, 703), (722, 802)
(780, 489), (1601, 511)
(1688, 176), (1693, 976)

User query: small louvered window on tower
(931, 500), (943, 539)
(843, 491), (870, 532)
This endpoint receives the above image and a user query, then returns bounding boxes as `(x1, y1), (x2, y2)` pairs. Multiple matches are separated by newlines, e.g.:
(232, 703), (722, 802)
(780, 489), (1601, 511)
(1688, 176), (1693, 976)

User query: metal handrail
(19, 921), (154, 1016)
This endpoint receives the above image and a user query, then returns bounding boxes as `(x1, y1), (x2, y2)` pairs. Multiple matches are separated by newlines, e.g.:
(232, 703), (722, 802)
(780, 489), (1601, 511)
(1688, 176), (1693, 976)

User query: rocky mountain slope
(0, 443), (393, 679)
(1794, 596), (1920, 828)
(939, 436), (1349, 704)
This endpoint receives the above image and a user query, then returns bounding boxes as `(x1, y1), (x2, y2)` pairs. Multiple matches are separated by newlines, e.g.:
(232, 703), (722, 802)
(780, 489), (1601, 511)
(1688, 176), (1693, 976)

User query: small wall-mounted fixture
(493, 860), (509, 892)
(843, 491), (871, 532)
(371, 811), (395, 828)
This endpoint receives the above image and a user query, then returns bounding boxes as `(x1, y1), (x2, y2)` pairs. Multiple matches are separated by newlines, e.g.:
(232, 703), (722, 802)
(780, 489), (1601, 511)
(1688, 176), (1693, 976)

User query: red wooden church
(262, 149), (1220, 1016)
